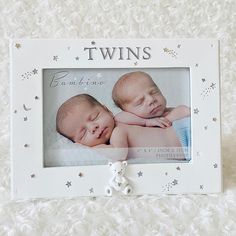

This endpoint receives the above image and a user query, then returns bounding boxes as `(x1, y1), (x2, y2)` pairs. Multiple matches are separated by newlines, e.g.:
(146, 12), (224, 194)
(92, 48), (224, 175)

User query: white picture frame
(10, 39), (222, 199)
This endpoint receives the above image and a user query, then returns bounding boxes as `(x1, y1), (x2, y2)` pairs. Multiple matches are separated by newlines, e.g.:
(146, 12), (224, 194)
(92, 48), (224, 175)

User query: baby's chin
(91, 136), (111, 147)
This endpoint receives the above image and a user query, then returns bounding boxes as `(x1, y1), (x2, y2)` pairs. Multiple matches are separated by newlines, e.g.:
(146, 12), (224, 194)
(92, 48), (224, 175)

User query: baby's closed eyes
(89, 112), (99, 121)
(136, 99), (144, 106)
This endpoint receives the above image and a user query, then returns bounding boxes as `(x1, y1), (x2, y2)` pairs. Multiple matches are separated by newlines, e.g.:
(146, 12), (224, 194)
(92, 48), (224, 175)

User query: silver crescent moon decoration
(23, 104), (32, 111)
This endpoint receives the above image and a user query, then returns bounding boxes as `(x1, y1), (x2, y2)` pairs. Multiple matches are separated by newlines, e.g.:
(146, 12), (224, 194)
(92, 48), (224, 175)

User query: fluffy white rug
(1, 0), (236, 235)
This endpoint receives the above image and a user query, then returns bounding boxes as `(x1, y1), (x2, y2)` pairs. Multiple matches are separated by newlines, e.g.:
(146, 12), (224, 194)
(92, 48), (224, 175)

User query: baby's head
(56, 94), (115, 147)
(112, 71), (167, 118)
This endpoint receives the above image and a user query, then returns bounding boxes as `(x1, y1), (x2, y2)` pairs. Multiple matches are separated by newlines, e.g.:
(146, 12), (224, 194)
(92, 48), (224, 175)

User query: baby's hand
(145, 117), (172, 128)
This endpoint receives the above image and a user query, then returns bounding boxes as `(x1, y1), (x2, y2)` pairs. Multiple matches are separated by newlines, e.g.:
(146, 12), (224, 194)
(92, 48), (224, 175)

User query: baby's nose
(92, 126), (99, 134)
(89, 124), (99, 134)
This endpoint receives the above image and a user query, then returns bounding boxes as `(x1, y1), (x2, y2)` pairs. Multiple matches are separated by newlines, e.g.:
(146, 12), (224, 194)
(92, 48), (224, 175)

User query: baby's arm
(165, 105), (190, 122)
(115, 111), (171, 128)
(115, 111), (146, 126)
(109, 126), (128, 161)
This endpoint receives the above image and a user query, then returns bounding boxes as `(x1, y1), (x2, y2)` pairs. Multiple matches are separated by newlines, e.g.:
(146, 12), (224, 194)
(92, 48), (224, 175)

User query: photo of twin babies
(55, 71), (191, 162)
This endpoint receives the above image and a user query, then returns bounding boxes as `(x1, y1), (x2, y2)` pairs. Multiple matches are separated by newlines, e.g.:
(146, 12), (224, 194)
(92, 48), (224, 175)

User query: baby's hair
(56, 94), (103, 141)
(112, 71), (155, 109)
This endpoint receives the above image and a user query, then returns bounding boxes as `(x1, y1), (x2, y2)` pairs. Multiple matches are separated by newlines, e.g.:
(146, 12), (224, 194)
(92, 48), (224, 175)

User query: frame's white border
(10, 39), (222, 199)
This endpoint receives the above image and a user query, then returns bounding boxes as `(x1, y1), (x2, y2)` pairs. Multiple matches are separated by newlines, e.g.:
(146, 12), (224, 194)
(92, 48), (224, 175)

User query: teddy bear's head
(108, 161), (128, 176)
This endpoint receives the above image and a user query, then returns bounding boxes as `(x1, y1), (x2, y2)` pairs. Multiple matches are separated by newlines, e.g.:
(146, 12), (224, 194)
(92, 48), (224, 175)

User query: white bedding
(44, 133), (188, 167)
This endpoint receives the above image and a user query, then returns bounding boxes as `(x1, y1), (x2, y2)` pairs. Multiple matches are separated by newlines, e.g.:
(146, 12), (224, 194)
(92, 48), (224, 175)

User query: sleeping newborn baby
(112, 71), (190, 127)
(112, 71), (191, 154)
(56, 94), (190, 161)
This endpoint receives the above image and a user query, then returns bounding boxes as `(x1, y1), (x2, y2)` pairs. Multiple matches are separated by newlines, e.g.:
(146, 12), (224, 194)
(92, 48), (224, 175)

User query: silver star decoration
(35, 96), (39, 100)
(137, 171), (143, 177)
(172, 179), (178, 185)
(15, 43), (21, 49)
(176, 166), (181, 171)
(210, 83), (216, 89)
(75, 56), (79, 61)
(177, 44), (181, 48)
(66, 181), (72, 188)
(53, 56), (59, 61)
(32, 69), (38, 74)
(163, 48), (178, 58)
(213, 163), (218, 168)
(200, 185), (204, 189)
(30, 174), (35, 178)
(194, 108), (199, 114)
(195, 63), (199, 67)
(24, 117), (28, 121)
(196, 151), (201, 156)
(89, 188), (94, 193)
(202, 78), (206, 82)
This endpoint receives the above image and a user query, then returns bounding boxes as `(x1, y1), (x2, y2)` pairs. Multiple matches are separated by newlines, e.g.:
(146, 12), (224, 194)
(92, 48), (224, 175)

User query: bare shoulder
(110, 125), (128, 148)
(174, 105), (191, 116)
(112, 124), (128, 136)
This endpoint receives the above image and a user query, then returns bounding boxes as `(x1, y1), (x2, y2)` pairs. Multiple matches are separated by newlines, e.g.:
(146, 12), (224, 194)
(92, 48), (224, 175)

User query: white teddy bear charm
(105, 161), (132, 196)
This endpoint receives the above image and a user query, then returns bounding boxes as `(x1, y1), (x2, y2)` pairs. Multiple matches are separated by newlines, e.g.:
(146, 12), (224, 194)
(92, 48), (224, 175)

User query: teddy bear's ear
(122, 161), (128, 166)
(108, 162), (113, 167)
